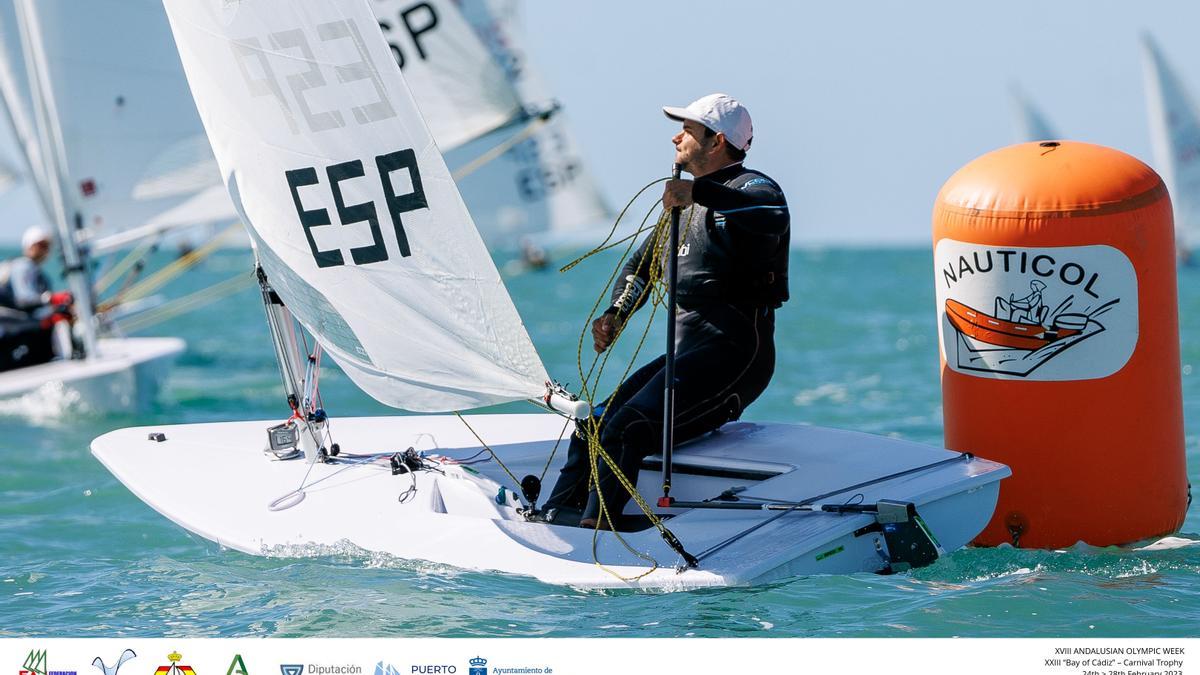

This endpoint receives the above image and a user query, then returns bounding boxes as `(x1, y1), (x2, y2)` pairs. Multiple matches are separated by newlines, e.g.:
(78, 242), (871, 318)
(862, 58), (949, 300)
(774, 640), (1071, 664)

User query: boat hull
(0, 337), (184, 416)
(91, 414), (1009, 589)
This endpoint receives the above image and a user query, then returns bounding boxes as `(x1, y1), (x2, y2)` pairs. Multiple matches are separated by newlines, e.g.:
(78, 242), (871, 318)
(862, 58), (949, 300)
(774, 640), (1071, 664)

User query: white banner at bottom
(2, 638), (1193, 675)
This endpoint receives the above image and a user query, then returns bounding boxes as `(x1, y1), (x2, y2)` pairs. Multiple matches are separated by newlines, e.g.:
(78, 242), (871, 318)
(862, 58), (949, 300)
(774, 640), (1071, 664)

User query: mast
(13, 0), (99, 358)
(658, 163), (682, 507)
(256, 265), (325, 461)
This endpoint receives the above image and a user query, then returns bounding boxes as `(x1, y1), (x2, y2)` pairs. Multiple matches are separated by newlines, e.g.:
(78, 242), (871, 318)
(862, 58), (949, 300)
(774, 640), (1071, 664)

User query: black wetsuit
(545, 163), (790, 524)
(0, 256), (55, 372)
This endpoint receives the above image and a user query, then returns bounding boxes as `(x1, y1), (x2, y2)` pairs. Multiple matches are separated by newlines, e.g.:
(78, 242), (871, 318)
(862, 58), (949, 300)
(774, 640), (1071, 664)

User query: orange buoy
(932, 141), (1188, 548)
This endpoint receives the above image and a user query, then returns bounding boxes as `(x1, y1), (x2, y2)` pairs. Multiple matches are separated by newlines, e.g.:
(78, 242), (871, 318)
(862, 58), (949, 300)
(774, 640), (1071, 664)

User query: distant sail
(1009, 84), (1059, 142)
(163, 0), (549, 411)
(373, 0), (523, 152)
(134, 0), (558, 247)
(0, 0), (226, 246)
(1141, 34), (1200, 254)
(0, 1), (50, 214)
(449, 0), (611, 245)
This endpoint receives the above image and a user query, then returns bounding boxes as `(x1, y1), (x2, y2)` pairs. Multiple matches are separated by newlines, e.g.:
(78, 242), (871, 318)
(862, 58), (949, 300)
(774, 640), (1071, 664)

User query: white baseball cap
(663, 93), (753, 152)
(21, 225), (51, 250)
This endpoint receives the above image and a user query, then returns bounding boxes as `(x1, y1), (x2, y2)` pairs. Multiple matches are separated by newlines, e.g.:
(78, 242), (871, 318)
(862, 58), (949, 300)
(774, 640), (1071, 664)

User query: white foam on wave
(0, 380), (91, 424)
(1134, 536), (1200, 552)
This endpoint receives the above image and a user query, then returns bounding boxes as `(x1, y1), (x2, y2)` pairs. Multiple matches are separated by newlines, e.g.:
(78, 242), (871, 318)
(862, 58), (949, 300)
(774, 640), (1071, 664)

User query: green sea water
(0, 246), (1196, 637)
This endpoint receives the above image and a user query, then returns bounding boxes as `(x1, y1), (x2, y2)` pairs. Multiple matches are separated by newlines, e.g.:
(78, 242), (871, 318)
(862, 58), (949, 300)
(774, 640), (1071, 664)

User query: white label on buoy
(934, 240), (1138, 381)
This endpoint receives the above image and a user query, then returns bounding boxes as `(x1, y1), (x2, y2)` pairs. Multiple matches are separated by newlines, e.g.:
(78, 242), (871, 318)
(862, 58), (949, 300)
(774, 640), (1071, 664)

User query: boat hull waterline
(92, 414), (1009, 589)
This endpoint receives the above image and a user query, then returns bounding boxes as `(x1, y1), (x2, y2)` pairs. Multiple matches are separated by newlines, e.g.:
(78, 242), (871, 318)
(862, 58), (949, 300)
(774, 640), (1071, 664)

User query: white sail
(1141, 34), (1200, 253)
(373, 0), (522, 152)
(109, 0), (539, 248)
(17, 1), (225, 242)
(1009, 84), (1059, 142)
(0, 1), (49, 216)
(447, 0), (611, 244)
(162, 0), (549, 411)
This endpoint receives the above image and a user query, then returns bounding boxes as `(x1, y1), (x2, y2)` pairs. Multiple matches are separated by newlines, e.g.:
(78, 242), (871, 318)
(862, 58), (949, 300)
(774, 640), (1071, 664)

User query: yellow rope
(556, 175), (700, 580)
(453, 411), (526, 490)
(450, 175), (690, 581)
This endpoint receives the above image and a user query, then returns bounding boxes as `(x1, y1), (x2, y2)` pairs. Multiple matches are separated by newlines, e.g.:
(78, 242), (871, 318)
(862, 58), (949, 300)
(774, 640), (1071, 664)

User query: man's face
(672, 120), (719, 173)
(26, 240), (50, 264)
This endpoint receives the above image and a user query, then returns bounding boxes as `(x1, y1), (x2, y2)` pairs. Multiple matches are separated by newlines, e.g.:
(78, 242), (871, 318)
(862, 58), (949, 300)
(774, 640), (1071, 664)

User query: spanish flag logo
(155, 652), (196, 675)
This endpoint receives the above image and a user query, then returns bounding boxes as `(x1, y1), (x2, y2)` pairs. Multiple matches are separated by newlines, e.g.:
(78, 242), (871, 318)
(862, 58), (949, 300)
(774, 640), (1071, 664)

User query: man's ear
(711, 132), (733, 159)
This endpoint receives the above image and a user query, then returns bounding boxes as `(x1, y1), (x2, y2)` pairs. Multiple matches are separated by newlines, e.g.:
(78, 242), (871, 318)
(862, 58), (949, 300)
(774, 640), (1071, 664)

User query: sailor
(543, 93), (789, 529)
(995, 279), (1047, 325)
(0, 226), (73, 371)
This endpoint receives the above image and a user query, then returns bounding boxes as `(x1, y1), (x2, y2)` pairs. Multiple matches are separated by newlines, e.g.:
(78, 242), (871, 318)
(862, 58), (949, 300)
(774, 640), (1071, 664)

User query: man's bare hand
(663, 178), (694, 210)
(592, 313), (618, 353)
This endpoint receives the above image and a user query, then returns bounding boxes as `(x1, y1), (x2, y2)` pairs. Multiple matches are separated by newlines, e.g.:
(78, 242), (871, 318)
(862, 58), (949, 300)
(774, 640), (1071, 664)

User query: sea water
(0, 246), (1196, 637)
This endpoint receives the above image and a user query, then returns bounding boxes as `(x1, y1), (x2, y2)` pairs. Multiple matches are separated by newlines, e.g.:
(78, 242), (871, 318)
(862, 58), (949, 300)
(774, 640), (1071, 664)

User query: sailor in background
(0, 226), (74, 371)
(543, 93), (790, 529)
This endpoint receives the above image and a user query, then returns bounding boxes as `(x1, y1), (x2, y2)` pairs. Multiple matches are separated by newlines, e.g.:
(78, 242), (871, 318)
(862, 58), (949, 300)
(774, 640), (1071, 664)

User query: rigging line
(538, 417), (574, 484)
(115, 274), (253, 334)
(97, 221), (240, 312)
(269, 453), (390, 511)
(451, 112), (550, 181)
(692, 453), (976, 562)
(453, 411), (525, 493)
(559, 176), (671, 274)
(95, 236), (158, 294)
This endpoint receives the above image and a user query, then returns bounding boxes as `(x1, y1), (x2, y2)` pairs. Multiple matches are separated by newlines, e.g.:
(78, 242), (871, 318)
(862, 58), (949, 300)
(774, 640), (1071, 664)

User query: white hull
(92, 414), (1009, 590)
(0, 336), (184, 416)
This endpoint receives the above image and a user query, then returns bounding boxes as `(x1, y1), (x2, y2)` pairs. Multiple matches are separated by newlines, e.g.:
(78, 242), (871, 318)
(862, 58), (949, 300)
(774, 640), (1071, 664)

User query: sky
(1, 1), (1199, 246)
(517, 0), (1200, 244)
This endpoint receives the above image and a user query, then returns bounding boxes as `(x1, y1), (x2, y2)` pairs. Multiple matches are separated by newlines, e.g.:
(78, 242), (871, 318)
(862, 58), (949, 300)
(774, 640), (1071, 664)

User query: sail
(161, 0), (550, 411)
(1141, 34), (1200, 252)
(10, 0), (226, 244)
(446, 0), (611, 245)
(1009, 85), (1059, 142)
(0, 1), (49, 215)
(372, 0), (522, 152)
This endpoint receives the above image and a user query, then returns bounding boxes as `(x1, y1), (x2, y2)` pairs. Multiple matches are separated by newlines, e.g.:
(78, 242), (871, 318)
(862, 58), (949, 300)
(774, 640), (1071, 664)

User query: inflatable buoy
(933, 141), (1188, 548)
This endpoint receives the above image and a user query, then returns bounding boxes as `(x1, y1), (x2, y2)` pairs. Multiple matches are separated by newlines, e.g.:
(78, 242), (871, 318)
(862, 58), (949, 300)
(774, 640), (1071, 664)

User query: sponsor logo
(91, 650), (136, 675)
(408, 664), (456, 674)
(20, 651), (75, 675)
(280, 667), (303, 675)
(154, 652), (196, 675)
(467, 658), (486, 675)
(303, 667), (360, 675)
(227, 657), (249, 675)
(20, 650), (46, 675)
(935, 241), (1137, 380)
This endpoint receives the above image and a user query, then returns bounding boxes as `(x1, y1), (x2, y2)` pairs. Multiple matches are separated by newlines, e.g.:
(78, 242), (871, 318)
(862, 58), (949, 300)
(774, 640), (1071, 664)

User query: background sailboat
(94, 0), (1008, 589)
(1009, 84), (1060, 142)
(448, 0), (612, 249)
(1141, 33), (1200, 263)
(108, 0), (611, 253)
(0, 0), (192, 412)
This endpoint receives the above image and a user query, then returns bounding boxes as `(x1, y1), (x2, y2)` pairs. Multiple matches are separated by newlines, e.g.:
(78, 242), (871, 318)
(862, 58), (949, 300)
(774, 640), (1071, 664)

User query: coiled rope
(553, 175), (700, 580)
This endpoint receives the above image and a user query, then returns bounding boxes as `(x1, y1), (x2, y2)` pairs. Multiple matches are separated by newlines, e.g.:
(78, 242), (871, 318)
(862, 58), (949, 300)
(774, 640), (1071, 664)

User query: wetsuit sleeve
(693, 176), (788, 236)
(8, 258), (49, 310)
(605, 227), (656, 320)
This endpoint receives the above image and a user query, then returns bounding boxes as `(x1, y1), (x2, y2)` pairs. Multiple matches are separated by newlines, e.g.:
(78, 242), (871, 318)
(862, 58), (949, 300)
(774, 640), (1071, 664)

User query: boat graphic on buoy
(944, 287), (1118, 377)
